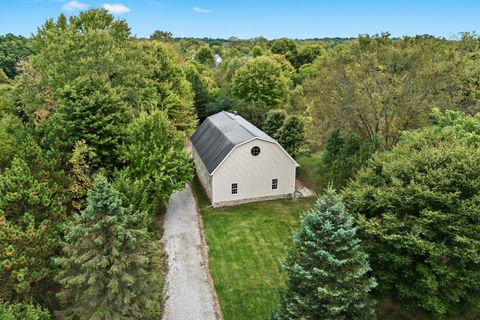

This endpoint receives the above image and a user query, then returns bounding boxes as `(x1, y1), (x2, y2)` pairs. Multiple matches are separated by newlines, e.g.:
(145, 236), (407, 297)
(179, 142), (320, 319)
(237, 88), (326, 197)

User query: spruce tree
(56, 176), (164, 320)
(271, 190), (376, 320)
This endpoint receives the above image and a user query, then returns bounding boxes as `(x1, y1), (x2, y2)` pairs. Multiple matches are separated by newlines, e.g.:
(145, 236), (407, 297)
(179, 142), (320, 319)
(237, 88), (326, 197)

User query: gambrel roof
(190, 111), (297, 174)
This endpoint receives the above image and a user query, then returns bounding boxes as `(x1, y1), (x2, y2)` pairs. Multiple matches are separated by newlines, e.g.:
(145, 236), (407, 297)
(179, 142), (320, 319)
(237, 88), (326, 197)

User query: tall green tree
(145, 42), (197, 131)
(51, 75), (130, 171)
(276, 116), (305, 157)
(322, 129), (380, 188)
(0, 136), (69, 305)
(343, 110), (480, 318)
(263, 109), (287, 139)
(270, 38), (298, 67)
(56, 176), (164, 320)
(195, 46), (214, 65)
(117, 111), (193, 214)
(304, 34), (467, 148)
(14, 9), (196, 131)
(0, 33), (32, 79)
(232, 56), (290, 108)
(271, 190), (377, 320)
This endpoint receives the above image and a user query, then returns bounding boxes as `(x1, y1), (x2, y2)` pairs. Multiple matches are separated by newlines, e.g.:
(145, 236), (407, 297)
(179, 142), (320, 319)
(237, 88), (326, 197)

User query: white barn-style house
(190, 111), (299, 207)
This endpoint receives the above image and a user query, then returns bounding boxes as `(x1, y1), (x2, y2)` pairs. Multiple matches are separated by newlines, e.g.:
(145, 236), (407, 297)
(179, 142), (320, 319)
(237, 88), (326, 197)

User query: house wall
(192, 146), (213, 201)
(212, 139), (296, 206)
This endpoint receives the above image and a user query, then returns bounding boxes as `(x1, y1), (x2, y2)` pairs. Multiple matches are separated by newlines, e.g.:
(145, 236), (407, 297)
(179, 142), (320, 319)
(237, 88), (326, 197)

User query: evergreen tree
(0, 301), (51, 320)
(56, 176), (164, 320)
(271, 190), (377, 320)
(0, 136), (69, 305)
(276, 116), (304, 157)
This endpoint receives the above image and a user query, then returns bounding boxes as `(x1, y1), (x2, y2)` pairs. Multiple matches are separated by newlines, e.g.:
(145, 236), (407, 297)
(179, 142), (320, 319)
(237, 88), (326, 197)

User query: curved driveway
(162, 184), (218, 320)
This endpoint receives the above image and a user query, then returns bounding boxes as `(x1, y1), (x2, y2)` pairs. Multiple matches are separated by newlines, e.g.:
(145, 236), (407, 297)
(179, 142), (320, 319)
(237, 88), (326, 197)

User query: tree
(271, 190), (377, 320)
(0, 136), (70, 305)
(186, 66), (214, 121)
(304, 34), (467, 148)
(0, 301), (51, 320)
(11, 10), (146, 124)
(56, 176), (164, 320)
(270, 38), (298, 67)
(0, 33), (32, 79)
(293, 43), (325, 69)
(276, 116), (305, 157)
(321, 129), (380, 188)
(52, 75), (130, 171)
(145, 42), (197, 132)
(117, 111), (193, 214)
(150, 30), (173, 42)
(195, 46), (214, 65)
(251, 45), (263, 57)
(232, 56), (289, 108)
(342, 110), (480, 318)
(68, 140), (91, 212)
(263, 109), (287, 139)
(0, 114), (28, 169)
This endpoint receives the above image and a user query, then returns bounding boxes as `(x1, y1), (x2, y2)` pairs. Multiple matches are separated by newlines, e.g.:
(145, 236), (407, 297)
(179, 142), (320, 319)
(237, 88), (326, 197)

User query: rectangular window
(231, 183), (238, 195)
(272, 179), (278, 190)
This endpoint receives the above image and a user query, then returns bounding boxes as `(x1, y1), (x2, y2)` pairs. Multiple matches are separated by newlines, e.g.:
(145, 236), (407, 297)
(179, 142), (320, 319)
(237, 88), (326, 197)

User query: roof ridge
(223, 111), (258, 139)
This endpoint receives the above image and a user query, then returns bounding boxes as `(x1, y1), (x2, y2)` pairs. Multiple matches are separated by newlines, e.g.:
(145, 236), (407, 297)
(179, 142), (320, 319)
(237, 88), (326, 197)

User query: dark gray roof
(190, 111), (275, 173)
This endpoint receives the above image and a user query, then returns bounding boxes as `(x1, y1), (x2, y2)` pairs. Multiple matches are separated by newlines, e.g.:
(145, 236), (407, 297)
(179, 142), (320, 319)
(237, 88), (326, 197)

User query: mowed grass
(192, 177), (316, 320)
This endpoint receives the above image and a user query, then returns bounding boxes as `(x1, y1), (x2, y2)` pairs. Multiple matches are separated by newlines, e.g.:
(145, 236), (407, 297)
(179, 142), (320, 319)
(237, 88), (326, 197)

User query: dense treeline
(0, 10), (193, 319)
(2, 8), (480, 319)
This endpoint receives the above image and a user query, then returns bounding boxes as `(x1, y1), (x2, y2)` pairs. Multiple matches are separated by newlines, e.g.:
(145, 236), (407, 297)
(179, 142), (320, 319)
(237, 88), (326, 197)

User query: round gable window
(251, 146), (261, 156)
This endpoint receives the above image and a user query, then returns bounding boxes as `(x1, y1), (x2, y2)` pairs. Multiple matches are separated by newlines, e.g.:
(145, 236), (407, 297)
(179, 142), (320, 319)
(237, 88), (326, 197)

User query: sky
(1, 0), (480, 39)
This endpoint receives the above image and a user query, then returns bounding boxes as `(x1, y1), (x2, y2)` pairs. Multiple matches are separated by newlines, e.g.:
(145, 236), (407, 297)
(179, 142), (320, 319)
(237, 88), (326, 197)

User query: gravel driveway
(162, 184), (218, 320)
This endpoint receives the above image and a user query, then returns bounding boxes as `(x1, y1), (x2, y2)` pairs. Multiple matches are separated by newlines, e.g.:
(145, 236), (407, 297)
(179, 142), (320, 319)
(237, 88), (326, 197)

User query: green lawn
(192, 177), (316, 320)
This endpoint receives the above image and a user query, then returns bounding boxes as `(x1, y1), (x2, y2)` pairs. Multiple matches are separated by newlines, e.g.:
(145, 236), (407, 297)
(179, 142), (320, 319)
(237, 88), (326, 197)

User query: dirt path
(162, 184), (218, 320)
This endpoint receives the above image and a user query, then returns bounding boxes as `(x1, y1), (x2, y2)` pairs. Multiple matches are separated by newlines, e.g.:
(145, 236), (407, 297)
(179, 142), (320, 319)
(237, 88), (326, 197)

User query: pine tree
(271, 190), (376, 320)
(56, 176), (164, 320)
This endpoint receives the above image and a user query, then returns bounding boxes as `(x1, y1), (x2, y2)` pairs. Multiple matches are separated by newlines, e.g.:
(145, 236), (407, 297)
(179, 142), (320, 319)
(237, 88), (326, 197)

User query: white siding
(212, 139), (296, 205)
(192, 146), (213, 201)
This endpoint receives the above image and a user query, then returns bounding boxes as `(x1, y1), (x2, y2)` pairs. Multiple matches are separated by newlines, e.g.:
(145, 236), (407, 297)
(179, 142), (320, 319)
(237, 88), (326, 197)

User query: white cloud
(63, 0), (88, 11)
(193, 6), (212, 13)
(102, 3), (131, 14)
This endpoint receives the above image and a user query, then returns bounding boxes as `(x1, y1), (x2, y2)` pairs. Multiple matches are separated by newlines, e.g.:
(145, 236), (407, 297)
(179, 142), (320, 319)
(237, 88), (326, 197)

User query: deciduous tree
(117, 111), (193, 214)
(343, 110), (480, 318)
(232, 56), (289, 108)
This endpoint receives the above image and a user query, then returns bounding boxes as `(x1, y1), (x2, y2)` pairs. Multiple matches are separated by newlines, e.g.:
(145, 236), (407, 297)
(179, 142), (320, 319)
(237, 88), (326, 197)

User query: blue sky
(1, 1), (480, 39)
